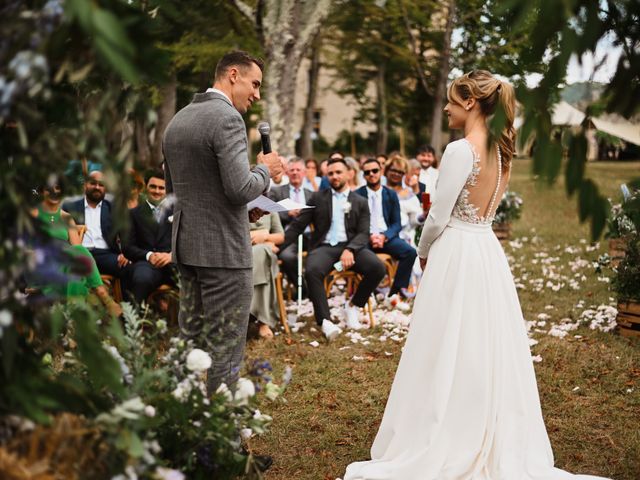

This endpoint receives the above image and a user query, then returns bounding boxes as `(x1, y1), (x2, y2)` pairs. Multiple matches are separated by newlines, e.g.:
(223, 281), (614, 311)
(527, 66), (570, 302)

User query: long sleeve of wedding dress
(416, 141), (473, 259)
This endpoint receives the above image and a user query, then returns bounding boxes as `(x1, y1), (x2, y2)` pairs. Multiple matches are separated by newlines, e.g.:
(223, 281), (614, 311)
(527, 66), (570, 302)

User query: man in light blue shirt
(281, 158), (385, 340)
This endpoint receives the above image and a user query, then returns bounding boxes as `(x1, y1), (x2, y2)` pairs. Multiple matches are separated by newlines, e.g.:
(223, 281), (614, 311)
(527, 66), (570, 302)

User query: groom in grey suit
(163, 51), (283, 394)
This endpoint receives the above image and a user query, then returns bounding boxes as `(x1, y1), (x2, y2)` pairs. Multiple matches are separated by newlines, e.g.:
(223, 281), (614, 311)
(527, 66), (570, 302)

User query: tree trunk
(430, 0), (455, 154)
(299, 35), (322, 159)
(231, 0), (333, 157)
(135, 118), (151, 167)
(376, 65), (388, 155)
(151, 72), (177, 167)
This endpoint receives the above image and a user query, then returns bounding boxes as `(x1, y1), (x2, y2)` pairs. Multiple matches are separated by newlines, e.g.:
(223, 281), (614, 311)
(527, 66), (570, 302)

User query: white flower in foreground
(240, 428), (253, 440)
(216, 383), (233, 402)
(171, 385), (188, 403)
(186, 349), (212, 372)
(154, 467), (185, 480)
(144, 405), (156, 417)
(263, 381), (281, 401)
(0, 309), (12, 327)
(234, 378), (256, 405)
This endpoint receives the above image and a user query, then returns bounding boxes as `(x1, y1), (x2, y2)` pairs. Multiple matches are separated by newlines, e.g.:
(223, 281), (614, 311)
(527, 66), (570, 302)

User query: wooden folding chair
(323, 269), (375, 327)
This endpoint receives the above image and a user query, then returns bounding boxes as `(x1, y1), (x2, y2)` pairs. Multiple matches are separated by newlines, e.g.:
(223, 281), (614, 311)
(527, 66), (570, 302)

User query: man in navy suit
(122, 169), (175, 304)
(356, 158), (417, 298)
(63, 170), (130, 278)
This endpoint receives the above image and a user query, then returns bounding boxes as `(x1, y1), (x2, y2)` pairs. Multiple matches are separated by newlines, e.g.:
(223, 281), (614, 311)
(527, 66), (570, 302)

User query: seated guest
(267, 157), (313, 293)
(30, 181), (121, 316)
(318, 151), (344, 191)
(385, 154), (425, 247)
(356, 157), (417, 299)
(63, 170), (131, 279)
(122, 169), (175, 305)
(303, 158), (322, 191)
(416, 144), (439, 201)
(404, 158), (422, 194)
(128, 169), (144, 210)
(249, 212), (285, 339)
(345, 157), (361, 191)
(282, 158), (385, 339)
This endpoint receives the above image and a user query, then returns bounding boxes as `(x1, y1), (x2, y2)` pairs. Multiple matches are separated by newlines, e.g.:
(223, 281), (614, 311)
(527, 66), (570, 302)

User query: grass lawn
(245, 159), (640, 480)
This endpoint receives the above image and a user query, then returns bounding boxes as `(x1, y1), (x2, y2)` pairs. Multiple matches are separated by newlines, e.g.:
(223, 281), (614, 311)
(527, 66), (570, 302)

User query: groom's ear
(228, 66), (239, 84)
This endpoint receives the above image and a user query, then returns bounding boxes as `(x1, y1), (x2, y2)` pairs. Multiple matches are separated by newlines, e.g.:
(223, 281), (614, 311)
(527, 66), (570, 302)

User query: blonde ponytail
(448, 70), (517, 172)
(496, 81), (516, 170)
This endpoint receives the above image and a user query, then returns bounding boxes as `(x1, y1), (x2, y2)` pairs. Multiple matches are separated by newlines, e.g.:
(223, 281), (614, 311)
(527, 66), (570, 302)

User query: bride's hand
(420, 257), (427, 271)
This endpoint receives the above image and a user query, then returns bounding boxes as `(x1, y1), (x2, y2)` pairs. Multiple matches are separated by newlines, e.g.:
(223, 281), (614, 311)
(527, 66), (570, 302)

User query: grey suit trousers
(177, 264), (252, 394)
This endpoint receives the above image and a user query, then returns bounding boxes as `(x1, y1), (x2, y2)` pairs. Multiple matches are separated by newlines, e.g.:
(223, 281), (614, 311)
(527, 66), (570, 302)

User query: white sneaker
(321, 319), (341, 341)
(344, 303), (363, 330)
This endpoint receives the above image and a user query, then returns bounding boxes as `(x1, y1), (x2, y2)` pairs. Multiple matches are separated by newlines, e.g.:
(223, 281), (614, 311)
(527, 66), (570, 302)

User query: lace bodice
(451, 139), (502, 225)
(417, 138), (506, 259)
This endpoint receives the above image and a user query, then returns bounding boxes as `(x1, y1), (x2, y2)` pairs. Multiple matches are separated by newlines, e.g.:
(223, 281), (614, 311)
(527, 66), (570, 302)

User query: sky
(565, 35), (622, 84)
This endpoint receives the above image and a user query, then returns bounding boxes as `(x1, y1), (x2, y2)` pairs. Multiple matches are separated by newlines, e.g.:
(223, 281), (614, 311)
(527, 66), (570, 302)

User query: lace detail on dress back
(451, 139), (504, 225)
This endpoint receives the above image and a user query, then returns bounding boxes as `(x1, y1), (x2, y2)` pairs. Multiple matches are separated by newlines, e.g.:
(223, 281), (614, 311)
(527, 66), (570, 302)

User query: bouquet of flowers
(493, 191), (523, 225)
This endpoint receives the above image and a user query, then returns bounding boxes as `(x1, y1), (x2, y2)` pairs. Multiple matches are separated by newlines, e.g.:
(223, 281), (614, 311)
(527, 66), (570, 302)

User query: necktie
(370, 192), (380, 234)
(294, 188), (302, 204)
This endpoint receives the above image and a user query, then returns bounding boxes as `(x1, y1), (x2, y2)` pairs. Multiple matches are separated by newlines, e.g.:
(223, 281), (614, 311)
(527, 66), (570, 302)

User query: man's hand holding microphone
(250, 121), (287, 221)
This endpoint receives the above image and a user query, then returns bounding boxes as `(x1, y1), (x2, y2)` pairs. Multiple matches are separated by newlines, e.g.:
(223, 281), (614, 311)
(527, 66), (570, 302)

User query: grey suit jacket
(162, 92), (270, 268)
(267, 184), (313, 229)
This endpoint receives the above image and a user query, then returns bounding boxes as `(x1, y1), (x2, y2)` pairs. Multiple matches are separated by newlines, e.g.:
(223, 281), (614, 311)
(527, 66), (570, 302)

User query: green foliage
(612, 234), (640, 302)
(501, 0), (640, 239)
(606, 189), (640, 239)
(326, 0), (440, 148)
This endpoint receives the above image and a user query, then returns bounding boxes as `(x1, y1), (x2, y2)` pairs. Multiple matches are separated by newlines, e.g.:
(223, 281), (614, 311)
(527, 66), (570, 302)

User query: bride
(343, 70), (610, 480)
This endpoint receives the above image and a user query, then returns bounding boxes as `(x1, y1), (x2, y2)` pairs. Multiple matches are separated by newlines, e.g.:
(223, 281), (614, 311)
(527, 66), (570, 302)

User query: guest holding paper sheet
(268, 157), (313, 294)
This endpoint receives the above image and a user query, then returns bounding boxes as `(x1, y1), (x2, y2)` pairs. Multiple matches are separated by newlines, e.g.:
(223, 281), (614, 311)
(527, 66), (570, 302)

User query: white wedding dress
(344, 139), (609, 480)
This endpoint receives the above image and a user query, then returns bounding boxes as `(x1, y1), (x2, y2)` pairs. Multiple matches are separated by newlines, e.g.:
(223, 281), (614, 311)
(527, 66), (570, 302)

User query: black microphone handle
(261, 134), (272, 154)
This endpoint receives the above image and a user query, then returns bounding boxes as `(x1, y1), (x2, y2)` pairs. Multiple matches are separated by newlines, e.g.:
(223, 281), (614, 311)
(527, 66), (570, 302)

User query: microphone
(257, 121), (272, 154)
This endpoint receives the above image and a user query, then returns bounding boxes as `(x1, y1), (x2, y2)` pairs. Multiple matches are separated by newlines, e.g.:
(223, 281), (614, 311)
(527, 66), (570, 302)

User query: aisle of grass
(246, 159), (640, 480)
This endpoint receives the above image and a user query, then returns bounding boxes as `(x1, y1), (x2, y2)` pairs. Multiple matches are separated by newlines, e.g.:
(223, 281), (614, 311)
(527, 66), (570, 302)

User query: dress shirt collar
(366, 186), (382, 198)
(331, 188), (349, 199)
(205, 87), (232, 105)
(146, 199), (158, 211)
(84, 198), (102, 210)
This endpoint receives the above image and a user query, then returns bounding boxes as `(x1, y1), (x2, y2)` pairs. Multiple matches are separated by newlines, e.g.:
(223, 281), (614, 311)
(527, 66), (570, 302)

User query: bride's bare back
(453, 138), (511, 225)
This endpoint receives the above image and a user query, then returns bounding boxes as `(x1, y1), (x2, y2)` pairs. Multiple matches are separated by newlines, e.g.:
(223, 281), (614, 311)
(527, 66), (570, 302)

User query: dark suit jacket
(62, 197), (118, 251)
(355, 185), (402, 242)
(123, 202), (173, 262)
(283, 189), (370, 253)
(163, 91), (270, 268)
(319, 176), (330, 191)
(267, 184), (314, 229)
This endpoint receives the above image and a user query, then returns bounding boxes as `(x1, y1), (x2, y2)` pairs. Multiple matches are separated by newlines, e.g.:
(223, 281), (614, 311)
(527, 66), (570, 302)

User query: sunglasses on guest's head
(363, 168), (380, 176)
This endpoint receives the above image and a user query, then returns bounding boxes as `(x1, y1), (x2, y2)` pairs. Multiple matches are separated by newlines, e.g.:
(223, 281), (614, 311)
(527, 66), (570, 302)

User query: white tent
(590, 116), (640, 147)
(552, 101), (586, 126)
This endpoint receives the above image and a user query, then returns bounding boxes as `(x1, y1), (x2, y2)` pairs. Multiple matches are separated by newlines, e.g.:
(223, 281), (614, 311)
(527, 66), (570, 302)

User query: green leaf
(565, 131), (587, 195)
(94, 36), (140, 84)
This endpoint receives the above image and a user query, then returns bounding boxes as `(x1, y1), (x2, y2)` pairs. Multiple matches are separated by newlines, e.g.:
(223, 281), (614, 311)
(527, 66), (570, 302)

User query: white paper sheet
(247, 195), (314, 213)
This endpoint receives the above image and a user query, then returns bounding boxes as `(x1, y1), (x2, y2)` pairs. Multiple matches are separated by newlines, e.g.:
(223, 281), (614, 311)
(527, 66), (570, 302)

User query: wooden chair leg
(275, 273), (290, 335)
(367, 297), (375, 328)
